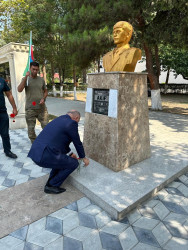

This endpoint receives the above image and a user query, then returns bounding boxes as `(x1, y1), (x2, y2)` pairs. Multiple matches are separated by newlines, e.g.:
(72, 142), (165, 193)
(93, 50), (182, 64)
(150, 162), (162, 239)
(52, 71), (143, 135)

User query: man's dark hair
(30, 61), (39, 68)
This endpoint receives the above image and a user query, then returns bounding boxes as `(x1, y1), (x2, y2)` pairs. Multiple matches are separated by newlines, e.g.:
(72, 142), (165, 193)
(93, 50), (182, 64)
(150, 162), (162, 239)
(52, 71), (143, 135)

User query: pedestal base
(83, 72), (151, 171)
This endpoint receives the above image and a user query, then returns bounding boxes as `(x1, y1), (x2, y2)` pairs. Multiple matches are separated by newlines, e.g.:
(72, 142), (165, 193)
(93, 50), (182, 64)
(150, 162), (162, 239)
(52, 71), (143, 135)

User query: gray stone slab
(0, 175), (84, 238)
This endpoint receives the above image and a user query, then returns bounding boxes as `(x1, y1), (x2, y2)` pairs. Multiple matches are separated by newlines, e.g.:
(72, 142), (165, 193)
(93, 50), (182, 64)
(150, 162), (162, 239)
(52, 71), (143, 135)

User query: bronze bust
(103, 21), (142, 72)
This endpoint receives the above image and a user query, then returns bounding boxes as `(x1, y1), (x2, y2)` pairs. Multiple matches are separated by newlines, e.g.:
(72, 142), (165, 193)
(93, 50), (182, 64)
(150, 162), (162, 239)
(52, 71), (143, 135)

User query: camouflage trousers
(25, 108), (49, 143)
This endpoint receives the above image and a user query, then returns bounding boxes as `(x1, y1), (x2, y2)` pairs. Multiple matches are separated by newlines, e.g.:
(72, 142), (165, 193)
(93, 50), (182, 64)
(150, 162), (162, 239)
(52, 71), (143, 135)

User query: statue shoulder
(103, 50), (113, 58)
(122, 47), (142, 60)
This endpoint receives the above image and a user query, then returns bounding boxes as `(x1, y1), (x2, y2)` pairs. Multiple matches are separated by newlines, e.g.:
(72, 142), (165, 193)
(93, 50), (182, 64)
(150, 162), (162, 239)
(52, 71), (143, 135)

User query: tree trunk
(144, 43), (162, 110)
(97, 59), (100, 73)
(51, 62), (56, 97)
(42, 64), (47, 83)
(164, 67), (170, 94)
(82, 69), (87, 84)
(73, 66), (77, 100)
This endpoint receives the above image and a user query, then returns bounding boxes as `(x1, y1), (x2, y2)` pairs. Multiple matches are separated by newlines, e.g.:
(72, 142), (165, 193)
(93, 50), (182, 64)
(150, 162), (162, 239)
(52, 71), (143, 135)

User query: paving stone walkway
(0, 125), (188, 249)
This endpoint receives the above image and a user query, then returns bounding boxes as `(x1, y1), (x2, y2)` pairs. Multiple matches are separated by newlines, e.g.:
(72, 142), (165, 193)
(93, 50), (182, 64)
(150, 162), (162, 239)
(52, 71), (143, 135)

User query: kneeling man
(28, 110), (89, 194)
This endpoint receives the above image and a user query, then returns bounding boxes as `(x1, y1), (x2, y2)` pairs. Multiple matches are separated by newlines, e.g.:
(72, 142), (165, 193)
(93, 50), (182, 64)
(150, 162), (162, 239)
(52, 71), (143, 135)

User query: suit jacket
(103, 47), (141, 72)
(28, 114), (85, 163)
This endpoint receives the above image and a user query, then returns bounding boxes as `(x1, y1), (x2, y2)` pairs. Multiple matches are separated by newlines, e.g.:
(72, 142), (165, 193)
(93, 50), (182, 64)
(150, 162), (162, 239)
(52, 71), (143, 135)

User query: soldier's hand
(83, 157), (89, 167)
(39, 98), (45, 105)
(13, 108), (18, 116)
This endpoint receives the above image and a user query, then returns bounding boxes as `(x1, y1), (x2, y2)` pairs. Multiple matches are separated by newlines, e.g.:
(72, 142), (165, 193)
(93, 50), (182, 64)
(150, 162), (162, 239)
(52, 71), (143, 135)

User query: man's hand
(71, 153), (78, 159)
(13, 108), (18, 116)
(39, 98), (45, 105)
(83, 157), (89, 167)
(26, 71), (30, 77)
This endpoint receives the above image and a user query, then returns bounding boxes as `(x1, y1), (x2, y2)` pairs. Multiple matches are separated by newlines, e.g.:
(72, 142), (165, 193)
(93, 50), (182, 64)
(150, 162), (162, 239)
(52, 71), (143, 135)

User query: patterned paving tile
(79, 212), (98, 229)
(77, 197), (91, 211)
(2, 178), (16, 187)
(20, 168), (31, 176)
(10, 225), (29, 241)
(164, 212), (188, 225)
(133, 226), (161, 248)
(28, 230), (61, 247)
(153, 201), (170, 220)
(44, 237), (63, 250)
(0, 235), (23, 249)
(163, 237), (188, 250)
(119, 227), (138, 249)
(162, 200), (188, 215)
(1, 129), (188, 249)
(99, 231), (122, 250)
(138, 206), (159, 220)
(100, 221), (128, 236)
(24, 242), (44, 250)
(0, 170), (9, 177)
(46, 216), (63, 235)
(65, 226), (102, 250)
(152, 222), (171, 247)
(164, 221), (188, 240)
(165, 187), (185, 197)
(64, 201), (78, 211)
(133, 217), (160, 230)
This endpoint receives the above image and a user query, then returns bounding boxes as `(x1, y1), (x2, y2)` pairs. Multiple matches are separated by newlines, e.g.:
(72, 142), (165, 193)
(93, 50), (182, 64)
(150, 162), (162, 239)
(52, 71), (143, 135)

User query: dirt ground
(50, 93), (188, 116)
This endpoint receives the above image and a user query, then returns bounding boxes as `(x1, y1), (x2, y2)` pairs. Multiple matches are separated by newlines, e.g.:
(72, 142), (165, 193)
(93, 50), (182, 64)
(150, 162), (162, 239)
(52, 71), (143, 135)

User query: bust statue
(103, 21), (142, 72)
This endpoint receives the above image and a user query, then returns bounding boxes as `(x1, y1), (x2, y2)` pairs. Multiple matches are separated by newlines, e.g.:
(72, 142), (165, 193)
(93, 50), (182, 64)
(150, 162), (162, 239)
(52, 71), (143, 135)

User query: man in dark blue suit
(28, 110), (89, 194)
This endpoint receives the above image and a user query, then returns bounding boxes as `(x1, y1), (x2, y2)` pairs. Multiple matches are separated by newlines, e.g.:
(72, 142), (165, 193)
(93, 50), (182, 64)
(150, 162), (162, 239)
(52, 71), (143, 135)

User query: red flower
(13, 120), (15, 122)
(10, 113), (15, 118)
(32, 101), (36, 106)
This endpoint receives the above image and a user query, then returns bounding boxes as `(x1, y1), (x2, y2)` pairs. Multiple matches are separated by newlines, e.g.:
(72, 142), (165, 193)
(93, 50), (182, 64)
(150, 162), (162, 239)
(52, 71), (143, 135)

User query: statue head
(113, 21), (133, 46)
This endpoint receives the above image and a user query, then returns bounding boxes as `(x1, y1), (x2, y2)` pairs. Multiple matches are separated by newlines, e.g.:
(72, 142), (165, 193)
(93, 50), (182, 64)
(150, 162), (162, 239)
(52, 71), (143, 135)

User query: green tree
(160, 45), (188, 82)
(1, 0), (72, 84)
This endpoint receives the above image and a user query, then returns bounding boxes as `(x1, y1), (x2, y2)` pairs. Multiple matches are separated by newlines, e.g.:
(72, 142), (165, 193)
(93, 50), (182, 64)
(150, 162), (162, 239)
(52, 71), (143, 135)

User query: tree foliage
(160, 45), (188, 80)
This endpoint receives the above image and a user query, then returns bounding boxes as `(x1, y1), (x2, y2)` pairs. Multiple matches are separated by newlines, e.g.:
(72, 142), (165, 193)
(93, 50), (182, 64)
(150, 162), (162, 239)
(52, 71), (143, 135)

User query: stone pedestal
(83, 72), (151, 172)
(0, 43), (29, 129)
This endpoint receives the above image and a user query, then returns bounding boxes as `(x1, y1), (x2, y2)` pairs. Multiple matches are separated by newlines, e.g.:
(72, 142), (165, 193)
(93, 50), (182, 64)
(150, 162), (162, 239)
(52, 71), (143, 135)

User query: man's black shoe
(5, 151), (17, 159)
(44, 185), (66, 194)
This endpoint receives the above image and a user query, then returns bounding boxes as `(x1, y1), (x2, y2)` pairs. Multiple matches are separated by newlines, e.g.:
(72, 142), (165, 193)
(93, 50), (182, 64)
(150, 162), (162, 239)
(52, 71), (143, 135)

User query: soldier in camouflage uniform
(18, 62), (49, 143)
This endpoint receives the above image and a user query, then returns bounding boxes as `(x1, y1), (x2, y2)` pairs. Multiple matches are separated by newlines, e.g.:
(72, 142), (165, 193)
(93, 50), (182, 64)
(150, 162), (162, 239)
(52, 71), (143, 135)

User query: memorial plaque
(93, 89), (109, 115)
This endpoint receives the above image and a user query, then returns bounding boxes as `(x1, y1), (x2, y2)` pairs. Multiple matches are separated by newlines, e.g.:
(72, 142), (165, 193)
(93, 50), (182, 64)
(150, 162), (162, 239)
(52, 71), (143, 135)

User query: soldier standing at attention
(18, 62), (49, 143)
(0, 76), (18, 158)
